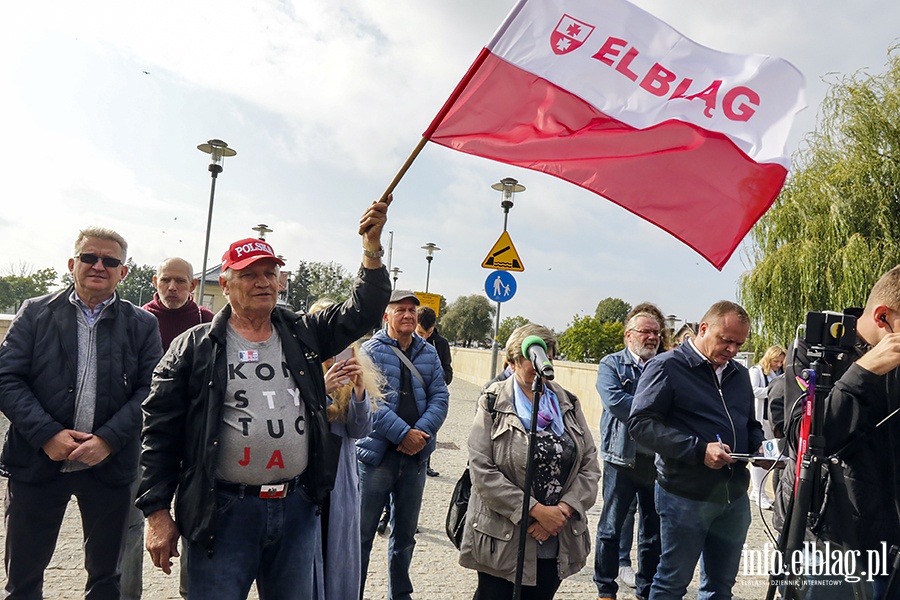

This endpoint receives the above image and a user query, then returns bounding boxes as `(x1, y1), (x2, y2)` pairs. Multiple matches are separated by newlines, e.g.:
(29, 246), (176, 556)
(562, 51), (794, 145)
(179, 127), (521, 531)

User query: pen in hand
(717, 434), (726, 452)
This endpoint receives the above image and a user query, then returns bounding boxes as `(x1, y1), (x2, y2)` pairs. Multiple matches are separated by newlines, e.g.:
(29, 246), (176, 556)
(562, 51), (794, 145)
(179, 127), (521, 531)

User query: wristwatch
(363, 246), (385, 259)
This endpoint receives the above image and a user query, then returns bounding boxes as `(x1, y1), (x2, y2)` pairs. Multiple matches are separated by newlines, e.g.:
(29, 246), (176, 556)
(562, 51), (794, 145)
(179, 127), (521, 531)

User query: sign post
(483, 233), (525, 377)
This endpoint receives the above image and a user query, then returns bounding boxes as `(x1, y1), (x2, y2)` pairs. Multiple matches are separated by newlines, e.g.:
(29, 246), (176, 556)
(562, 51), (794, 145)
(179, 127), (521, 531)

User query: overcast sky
(1, 1), (897, 332)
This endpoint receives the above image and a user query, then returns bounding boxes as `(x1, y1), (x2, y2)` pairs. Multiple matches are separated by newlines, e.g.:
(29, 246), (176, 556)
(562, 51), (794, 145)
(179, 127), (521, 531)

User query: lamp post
(489, 177), (525, 378)
(491, 177), (525, 233)
(387, 231), (394, 271)
(390, 266), (402, 290)
(252, 223), (272, 240)
(665, 314), (681, 345)
(196, 139), (237, 307)
(420, 243), (441, 293)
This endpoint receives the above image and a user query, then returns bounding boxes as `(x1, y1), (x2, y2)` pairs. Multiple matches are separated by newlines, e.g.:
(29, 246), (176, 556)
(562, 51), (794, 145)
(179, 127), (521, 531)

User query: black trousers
(4, 471), (133, 600)
(473, 559), (561, 600)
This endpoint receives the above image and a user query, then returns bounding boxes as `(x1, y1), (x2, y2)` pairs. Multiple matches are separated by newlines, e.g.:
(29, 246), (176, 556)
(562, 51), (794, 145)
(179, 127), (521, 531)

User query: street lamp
(489, 177), (525, 378)
(252, 223), (272, 240)
(665, 314), (681, 330)
(196, 139), (237, 307)
(420, 243), (441, 293)
(491, 177), (526, 233)
(390, 266), (402, 290)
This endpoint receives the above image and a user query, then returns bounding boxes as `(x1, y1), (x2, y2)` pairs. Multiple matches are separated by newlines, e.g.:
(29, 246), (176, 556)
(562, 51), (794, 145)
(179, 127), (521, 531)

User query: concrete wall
(0, 318), (607, 428)
(450, 347), (603, 428)
(0, 315), (12, 342)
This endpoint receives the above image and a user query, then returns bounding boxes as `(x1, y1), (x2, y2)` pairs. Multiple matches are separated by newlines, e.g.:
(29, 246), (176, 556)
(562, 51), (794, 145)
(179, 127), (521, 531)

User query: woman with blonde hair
(747, 344), (786, 509)
(308, 299), (385, 600)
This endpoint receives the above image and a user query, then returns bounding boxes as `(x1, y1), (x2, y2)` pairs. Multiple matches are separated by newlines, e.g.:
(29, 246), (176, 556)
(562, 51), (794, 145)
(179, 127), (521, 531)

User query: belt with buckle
(215, 477), (300, 499)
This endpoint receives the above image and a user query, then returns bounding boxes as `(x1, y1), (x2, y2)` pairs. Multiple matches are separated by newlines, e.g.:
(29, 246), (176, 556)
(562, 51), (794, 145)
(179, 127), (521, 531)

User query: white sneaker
(751, 489), (774, 510)
(618, 565), (636, 588)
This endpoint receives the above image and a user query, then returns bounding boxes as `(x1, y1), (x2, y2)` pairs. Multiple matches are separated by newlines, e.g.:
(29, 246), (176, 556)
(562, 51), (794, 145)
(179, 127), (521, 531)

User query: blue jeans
(619, 495), (637, 566)
(187, 483), (317, 600)
(358, 451), (427, 600)
(651, 483), (750, 600)
(594, 457), (660, 600)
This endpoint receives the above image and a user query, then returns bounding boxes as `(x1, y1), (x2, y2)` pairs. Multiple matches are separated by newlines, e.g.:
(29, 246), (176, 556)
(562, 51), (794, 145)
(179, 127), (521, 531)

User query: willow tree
(740, 47), (900, 347)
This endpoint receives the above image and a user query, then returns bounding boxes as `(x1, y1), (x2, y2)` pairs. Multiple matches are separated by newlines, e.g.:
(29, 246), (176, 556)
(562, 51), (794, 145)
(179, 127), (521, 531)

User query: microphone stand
(513, 373), (546, 600)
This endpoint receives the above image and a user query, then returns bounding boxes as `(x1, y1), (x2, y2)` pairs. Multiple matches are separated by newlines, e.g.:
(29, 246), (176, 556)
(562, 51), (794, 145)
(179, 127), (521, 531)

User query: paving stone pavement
(0, 377), (778, 599)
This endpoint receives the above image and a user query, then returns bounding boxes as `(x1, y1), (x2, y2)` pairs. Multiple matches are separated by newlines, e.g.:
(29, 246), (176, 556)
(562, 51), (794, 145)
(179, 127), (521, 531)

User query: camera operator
(777, 265), (900, 599)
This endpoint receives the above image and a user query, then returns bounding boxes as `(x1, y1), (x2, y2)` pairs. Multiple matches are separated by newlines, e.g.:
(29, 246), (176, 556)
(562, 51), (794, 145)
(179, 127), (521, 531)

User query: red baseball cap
(222, 238), (286, 271)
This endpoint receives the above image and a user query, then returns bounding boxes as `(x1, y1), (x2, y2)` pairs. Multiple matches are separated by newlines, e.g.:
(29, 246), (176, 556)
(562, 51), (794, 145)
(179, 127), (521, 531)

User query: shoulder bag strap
(389, 344), (426, 388)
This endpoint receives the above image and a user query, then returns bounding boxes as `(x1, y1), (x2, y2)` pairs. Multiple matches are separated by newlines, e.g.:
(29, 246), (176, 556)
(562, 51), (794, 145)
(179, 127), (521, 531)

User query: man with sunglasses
(0, 227), (163, 599)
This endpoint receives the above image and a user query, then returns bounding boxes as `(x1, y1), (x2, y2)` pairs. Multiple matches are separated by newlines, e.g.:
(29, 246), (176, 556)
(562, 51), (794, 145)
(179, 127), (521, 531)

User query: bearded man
(593, 312), (663, 600)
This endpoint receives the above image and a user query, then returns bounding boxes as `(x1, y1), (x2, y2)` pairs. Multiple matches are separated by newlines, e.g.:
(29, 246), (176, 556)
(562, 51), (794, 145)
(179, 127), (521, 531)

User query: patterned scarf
(513, 380), (565, 436)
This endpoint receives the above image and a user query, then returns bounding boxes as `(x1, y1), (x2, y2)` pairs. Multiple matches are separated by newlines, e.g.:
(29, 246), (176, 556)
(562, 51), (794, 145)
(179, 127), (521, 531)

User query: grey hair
(73, 227), (128, 261)
(625, 312), (659, 333)
(156, 257), (194, 279)
(220, 263), (281, 283)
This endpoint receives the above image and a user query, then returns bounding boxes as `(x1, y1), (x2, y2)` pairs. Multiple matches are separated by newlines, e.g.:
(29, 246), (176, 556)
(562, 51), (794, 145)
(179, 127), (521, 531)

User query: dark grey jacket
(0, 287), (162, 486)
(136, 266), (390, 551)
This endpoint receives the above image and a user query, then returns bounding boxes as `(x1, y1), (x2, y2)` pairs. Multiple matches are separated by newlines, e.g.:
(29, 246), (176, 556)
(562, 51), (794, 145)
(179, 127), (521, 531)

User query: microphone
(521, 335), (555, 380)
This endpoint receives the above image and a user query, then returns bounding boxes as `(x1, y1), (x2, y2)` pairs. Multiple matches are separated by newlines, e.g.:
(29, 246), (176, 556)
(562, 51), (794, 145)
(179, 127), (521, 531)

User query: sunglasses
(76, 253), (124, 269)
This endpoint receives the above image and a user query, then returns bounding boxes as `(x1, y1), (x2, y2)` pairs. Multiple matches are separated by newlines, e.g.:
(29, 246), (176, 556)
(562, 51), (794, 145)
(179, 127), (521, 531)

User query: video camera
(802, 310), (857, 358)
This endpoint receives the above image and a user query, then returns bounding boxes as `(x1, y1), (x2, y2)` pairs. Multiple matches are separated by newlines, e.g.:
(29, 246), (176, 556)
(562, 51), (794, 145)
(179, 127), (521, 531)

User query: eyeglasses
(76, 253), (123, 269)
(630, 328), (660, 337)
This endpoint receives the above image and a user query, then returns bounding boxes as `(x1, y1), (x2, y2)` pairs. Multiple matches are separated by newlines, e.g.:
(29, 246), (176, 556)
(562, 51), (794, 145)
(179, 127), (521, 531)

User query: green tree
(594, 297), (632, 323)
(0, 265), (58, 312)
(289, 261), (354, 311)
(739, 47), (900, 347)
(441, 295), (495, 347)
(117, 259), (156, 306)
(497, 315), (531, 348)
(558, 315), (624, 362)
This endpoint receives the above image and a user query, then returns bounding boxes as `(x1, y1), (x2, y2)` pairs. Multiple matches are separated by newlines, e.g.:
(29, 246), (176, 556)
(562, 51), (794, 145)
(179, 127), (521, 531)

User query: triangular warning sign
(481, 231), (524, 272)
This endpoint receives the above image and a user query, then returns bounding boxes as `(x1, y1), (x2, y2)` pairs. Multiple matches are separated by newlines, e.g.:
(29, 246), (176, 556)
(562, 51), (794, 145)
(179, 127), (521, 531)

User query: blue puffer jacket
(357, 330), (449, 466)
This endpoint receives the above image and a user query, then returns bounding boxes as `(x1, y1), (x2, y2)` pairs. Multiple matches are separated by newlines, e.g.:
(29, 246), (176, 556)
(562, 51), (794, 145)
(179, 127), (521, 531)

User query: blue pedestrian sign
(485, 270), (517, 303)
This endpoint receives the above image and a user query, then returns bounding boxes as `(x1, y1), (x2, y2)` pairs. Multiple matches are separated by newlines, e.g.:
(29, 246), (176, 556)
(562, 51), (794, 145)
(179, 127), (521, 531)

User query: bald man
(123, 258), (214, 599)
(142, 257), (215, 350)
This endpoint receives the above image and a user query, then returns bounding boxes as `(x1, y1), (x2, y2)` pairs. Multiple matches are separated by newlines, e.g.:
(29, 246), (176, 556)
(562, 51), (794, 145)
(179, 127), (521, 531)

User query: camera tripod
(765, 349), (867, 600)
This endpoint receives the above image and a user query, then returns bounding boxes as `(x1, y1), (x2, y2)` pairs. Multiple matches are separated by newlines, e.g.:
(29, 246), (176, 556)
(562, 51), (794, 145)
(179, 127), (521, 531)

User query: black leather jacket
(136, 266), (390, 551)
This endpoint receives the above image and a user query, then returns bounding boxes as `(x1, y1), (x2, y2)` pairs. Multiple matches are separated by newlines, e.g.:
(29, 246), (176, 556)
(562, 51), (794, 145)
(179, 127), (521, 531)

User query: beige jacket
(458, 377), (601, 585)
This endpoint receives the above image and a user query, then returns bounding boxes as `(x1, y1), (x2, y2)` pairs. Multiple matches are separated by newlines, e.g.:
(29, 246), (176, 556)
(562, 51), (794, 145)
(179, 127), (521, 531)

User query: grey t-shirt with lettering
(216, 323), (308, 484)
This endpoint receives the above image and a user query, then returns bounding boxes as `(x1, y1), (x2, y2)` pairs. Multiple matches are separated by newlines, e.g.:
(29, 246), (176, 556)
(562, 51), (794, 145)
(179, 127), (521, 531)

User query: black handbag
(445, 467), (472, 550)
(445, 391), (497, 550)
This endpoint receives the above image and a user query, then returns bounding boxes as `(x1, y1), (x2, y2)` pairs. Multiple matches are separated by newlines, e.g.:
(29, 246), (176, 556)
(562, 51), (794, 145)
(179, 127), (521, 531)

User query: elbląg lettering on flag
(424, 0), (806, 269)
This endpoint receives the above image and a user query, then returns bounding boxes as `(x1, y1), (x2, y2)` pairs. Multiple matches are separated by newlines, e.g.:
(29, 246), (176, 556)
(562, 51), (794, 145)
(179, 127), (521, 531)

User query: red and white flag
(425, 0), (806, 269)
